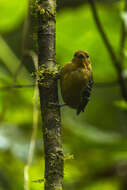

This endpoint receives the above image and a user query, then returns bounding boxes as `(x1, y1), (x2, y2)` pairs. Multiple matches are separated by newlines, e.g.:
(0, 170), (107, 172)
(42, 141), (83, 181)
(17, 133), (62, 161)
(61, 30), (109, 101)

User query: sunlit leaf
(0, 36), (32, 83)
(121, 12), (127, 29)
(114, 100), (127, 110)
(0, 36), (20, 73)
(0, 0), (28, 33)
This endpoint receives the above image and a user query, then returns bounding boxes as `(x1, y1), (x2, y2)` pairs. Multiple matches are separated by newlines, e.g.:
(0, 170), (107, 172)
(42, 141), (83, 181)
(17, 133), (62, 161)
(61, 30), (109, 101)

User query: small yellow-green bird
(60, 50), (93, 115)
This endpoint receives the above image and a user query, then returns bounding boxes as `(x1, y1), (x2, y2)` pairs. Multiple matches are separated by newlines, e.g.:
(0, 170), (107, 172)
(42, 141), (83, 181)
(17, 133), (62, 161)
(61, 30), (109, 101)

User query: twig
(24, 50), (39, 190)
(89, 0), (127, 100)
(119, 0), (127, 63)
(24, 50), (38, 71)
(0, 84), (34, 90)
(0, 81), (121, 90)
(24, 79), (39, 190)
(89, 0), (119, 67)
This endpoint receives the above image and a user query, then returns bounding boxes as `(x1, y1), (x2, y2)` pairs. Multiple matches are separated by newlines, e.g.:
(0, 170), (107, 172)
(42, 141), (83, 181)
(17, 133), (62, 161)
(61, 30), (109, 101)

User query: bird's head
(72, 50), (91, 69)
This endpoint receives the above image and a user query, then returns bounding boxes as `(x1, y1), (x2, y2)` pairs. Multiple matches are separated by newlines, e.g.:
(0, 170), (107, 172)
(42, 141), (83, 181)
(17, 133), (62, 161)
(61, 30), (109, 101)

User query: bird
(60, 50), (93, 115)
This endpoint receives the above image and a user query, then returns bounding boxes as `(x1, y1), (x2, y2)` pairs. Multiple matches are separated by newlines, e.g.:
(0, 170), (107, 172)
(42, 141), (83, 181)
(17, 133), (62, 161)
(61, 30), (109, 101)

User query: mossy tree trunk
(36, 0), (63, 190)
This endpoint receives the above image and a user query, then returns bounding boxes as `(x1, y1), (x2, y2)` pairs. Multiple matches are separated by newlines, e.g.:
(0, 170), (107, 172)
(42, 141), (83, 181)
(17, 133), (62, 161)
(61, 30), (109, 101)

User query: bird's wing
(60, 62), (75, 76)
(77, 75), (94, 115)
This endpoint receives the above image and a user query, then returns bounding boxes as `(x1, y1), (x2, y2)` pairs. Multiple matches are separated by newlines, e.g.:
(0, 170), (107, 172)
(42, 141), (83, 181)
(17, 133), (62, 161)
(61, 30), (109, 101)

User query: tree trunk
(37, 0), (63, 190)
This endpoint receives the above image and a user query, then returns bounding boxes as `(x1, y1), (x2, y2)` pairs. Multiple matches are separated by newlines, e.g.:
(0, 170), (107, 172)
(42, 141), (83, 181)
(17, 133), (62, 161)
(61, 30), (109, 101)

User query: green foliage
(0, 36), (20, 82)
(121, 12), (127, 29)
(84, 180), (119, 190)
(0, 1), (127, 190)
(114, 99), (127, 110)
(56, 4), (121, 83)
(0, 0), (28, 33)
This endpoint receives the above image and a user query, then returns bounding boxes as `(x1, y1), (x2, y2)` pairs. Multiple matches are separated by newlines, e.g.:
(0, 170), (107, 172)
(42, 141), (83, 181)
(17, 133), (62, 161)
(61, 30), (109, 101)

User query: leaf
(121, 12), (127, 29)
(0, 0), (28, 33)
(114, 100), (127, 110)
(0, 36), (32, 83)
(64, 116), (121, 145)
(0, 36), (20, 73)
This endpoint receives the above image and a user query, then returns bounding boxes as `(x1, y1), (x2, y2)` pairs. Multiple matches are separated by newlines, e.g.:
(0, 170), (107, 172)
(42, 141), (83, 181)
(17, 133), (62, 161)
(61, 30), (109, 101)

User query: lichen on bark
(37, 0), (63, 190)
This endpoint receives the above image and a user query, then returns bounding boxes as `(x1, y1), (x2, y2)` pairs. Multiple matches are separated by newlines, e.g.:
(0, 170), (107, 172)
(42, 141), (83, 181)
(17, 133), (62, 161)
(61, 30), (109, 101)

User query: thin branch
(24, 50), (39, 190)
(119, 0), (127, 63)
(89, 0), (127, 100)
(0, 84), (34, 90)
(24, 50), (38, 71)
(89, 0), (119, 67)
(24, 80), (39, 190)
(0, 81), (121, 90)
(120, 22), (126, 63)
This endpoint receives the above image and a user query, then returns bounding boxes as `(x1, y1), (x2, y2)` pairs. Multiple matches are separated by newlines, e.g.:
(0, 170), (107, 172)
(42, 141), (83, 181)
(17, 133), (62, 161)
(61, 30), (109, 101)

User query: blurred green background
(0, 0), (127, 190)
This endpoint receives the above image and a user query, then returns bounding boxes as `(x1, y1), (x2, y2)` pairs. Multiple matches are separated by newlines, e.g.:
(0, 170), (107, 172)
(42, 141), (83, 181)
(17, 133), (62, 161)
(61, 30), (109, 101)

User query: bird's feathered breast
(60, 62), (92, 109)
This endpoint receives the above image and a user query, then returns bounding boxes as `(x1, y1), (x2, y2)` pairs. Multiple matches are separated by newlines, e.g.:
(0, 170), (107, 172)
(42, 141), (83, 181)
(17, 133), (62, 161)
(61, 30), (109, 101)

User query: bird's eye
(74, 53), (78, 57)
(77, 54), (84, 58)
(86, 54), (89, 58)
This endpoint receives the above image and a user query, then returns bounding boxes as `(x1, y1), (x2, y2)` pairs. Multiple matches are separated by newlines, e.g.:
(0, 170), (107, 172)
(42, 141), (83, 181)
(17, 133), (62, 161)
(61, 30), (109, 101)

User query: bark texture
(37, 0), (63, 190)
